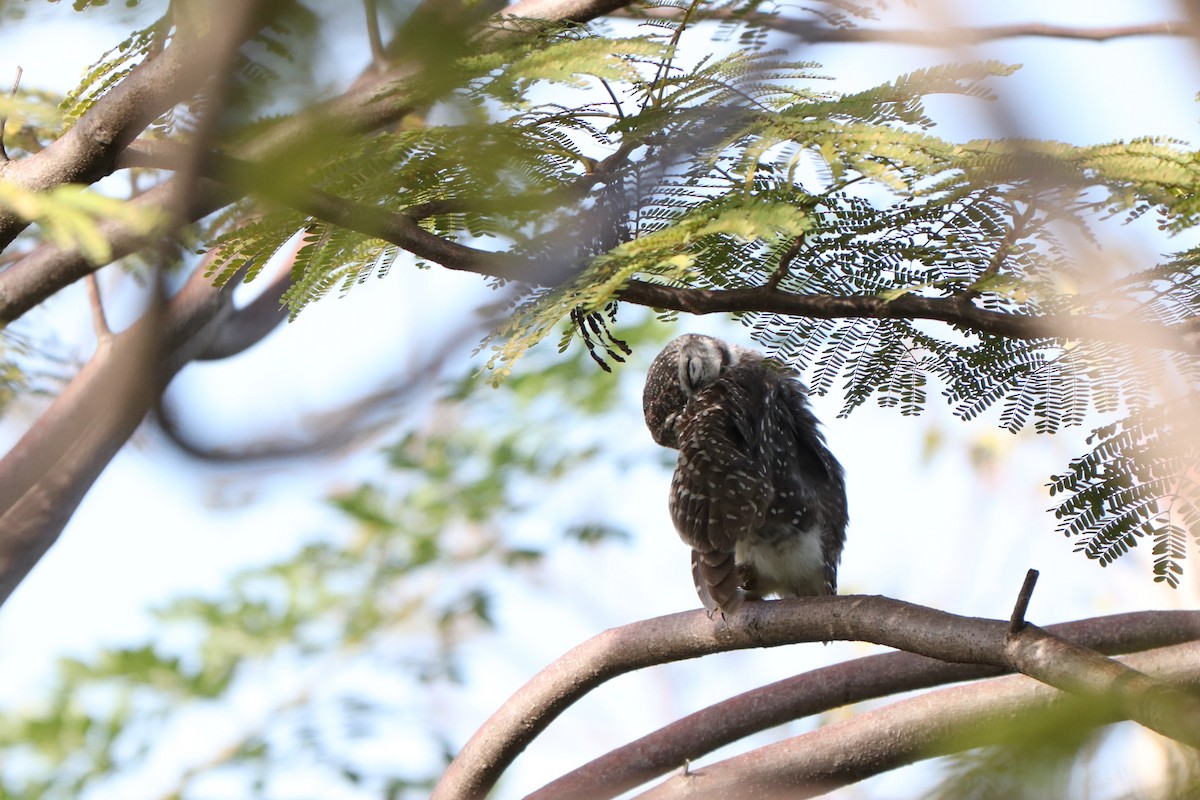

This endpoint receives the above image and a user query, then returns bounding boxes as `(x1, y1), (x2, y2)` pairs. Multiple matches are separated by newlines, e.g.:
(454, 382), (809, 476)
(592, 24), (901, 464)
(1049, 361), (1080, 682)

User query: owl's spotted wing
(775, 379), (849, 595)
(670, 378), (772, 615)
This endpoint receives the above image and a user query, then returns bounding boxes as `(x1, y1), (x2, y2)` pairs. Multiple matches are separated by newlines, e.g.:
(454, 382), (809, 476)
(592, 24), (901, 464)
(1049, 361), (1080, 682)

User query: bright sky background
(0, 1), (1198, 799)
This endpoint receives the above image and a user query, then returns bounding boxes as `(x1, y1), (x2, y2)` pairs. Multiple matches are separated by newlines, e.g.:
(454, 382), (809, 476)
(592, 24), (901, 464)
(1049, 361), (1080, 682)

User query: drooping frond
(61, 21), (163, 127)
(1049, 399), (1200, 587)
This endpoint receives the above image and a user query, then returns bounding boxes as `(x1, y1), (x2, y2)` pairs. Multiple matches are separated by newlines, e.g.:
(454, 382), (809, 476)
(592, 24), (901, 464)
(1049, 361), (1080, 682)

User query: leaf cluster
(1050, 398), (1200, 587)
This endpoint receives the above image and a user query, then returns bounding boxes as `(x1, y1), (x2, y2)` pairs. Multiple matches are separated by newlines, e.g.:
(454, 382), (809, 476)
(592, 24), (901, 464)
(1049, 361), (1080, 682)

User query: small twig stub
(1009, 568), (1040, 633)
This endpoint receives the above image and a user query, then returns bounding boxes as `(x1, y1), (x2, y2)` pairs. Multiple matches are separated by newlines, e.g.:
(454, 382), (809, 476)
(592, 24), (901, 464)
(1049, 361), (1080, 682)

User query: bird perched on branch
(642, 334), (848, 617)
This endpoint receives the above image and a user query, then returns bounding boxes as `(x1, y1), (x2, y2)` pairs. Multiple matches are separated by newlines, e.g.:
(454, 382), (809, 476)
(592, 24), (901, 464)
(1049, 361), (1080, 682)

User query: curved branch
(192, 236), (299, 361)
(502, 0), (637, 22)
(633, 641), (1200, 800)
(152, 288), (502, 463)
(784, 21), (1189, 45)
(430, 597), (1200, 800)
(528, 610), (1200, 800)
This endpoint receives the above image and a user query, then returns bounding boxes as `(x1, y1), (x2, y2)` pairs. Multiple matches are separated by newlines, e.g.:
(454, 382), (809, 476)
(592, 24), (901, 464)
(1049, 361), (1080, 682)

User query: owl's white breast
(735, 523), (827, 597)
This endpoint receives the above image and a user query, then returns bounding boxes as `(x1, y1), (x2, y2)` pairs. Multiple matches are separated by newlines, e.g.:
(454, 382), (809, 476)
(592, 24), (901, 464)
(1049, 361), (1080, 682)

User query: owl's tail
(691, 548), (744, 617)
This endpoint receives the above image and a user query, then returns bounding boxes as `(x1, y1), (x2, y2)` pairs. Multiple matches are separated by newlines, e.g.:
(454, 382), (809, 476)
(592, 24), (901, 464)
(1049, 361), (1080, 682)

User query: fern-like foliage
(1049, 399), (1200, 587)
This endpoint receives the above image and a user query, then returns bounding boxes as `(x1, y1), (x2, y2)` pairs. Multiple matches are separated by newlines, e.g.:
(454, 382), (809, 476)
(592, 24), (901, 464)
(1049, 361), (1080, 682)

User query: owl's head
(642, 334), (753, 448)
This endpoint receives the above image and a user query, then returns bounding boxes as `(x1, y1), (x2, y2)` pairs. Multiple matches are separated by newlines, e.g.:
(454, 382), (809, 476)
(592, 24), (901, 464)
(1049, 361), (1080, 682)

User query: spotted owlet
(642, 334), (848, 616)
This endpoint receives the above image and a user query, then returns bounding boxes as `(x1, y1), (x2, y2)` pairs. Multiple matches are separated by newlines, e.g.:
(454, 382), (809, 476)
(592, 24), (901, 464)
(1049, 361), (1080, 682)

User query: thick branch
(0, 264), (242, 603)
(771, 21), (1190, 45)
(0, 178), (234, 325)
(633, 641), (1200, 800)
(430, 597), (1200, 800)
(0, 230), (302, 604)
(529, 610), (1200, 800)
(503, 0), (637, 22)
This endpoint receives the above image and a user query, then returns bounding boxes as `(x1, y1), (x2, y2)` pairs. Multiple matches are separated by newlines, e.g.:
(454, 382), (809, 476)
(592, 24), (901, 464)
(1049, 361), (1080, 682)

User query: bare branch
(633, 642), (1200, 800)
(363, 0), (388, 72)
(0, 256), (242, 604)
(779, 21), (1190, 46)
(530, 610), (1200, 800)
(154, 294), (502, 462)
(503, 0), (638, 22)
(431, 597), (1200, 800)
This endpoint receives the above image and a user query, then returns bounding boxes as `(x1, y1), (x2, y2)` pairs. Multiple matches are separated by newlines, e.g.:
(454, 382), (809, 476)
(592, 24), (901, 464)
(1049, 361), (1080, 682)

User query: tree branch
(777, 21), (1191, 46)
(528, 610), (1200, 800)
(84, 273), (111, 340)
(0, 177), (235, 326)
(362, 0), (388, 72)
(0, 66), (22, 162)
(502, 0), (638, 22)
(192, 236), (299, 362)
(633, 641), (1200, 800)
(430, 597), (1200, 800)
(616, 280), (1200, 354)
(1008, 567), (1038, 632)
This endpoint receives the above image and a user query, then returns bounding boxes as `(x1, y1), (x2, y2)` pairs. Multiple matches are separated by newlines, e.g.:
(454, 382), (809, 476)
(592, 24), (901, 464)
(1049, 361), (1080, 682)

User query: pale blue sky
(0, 3), (1196, 798)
